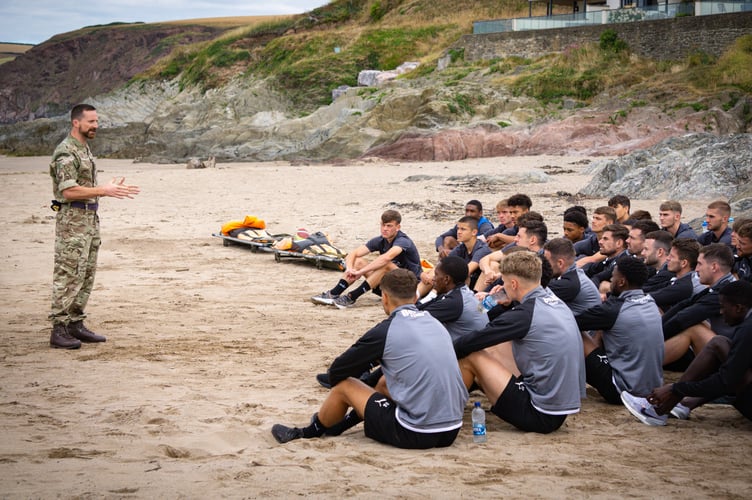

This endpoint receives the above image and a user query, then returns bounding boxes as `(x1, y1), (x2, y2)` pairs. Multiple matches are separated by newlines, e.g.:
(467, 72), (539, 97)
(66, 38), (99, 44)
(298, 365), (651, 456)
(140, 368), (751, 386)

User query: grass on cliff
(141, 0), (559, 107)
(473, 30), (752, 109)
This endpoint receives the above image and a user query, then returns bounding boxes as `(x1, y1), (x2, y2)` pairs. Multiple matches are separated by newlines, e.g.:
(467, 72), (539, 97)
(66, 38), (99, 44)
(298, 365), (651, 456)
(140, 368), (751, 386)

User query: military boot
(50, 324), (82, 349)
(69, 320), (106, 343)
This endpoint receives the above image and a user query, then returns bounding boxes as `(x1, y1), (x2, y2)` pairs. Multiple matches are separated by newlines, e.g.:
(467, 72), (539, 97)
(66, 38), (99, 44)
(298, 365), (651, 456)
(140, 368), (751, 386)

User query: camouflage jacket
(49, 135), (97, 203)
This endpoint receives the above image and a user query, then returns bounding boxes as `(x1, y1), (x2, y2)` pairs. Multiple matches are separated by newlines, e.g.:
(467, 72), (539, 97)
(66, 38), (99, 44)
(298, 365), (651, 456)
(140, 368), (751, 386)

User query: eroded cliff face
(2, 66), (750, 167)
(0, 24), (223, 124)
(1, 21), (750, 167)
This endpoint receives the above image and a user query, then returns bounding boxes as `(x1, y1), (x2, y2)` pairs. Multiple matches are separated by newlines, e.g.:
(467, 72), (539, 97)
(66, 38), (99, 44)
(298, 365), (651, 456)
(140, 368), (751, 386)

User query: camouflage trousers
(49, 207), (101, 325)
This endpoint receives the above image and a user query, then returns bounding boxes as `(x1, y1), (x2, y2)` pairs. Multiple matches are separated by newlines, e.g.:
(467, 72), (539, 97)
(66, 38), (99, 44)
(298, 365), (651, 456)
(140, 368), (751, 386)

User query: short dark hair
(544, 237), (575, 260)
(520, 220), (547, 244)
(738, 221), (752, 240)
(437, 256), (469, 285)
(719, 281), (752, 308)
(466, 199), (483, 211)
(603, 224), (628, 243)
(645, 230), (673, 253)
(381, 210), (402, 224)
(380, 268), (418, 299)
(594, 206), (617, 224)
(671, 238), (701, 268)
(564, 205), (587, 217)
(517, 211), (544, 225)
(615, 255), (649, 287)
(630, 209), (653, 221)
(659, 200), (682, 213)
(732, 218), (751, 233)
(538, 253), (554, 288)
(608, 195), (631, 210)
(707, 200), (731, 216)
(563, 210), (588, 229)
(507, 193), (532, 209)
(458, 215), (479, 229)
(71, 103), (96, 121)
(631, 219), (661, 235)
(699, 243), (734, 271)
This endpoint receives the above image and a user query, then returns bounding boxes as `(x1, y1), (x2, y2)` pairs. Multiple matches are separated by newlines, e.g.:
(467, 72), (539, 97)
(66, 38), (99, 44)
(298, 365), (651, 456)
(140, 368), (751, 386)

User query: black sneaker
(316, 373), (332, 389)
(271, 424), (303, 444)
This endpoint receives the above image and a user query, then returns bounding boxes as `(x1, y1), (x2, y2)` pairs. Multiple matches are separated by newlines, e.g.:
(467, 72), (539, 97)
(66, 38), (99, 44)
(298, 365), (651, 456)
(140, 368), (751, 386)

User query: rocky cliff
(1, 10), (751, 175)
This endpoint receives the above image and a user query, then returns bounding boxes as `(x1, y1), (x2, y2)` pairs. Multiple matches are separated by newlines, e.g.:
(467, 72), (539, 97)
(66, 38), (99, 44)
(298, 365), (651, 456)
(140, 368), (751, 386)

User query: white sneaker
(669, 403), (690, 420)
(620, 391), (668, 426)
(311, 291), (337, 305)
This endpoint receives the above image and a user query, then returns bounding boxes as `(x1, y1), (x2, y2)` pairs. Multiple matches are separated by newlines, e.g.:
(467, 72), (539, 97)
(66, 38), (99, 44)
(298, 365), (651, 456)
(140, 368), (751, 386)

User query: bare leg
(459, 350), (514, 404)
(663, 323), (716, 366)
(318, 378), (376, 426)
(483, 343), (520, 377)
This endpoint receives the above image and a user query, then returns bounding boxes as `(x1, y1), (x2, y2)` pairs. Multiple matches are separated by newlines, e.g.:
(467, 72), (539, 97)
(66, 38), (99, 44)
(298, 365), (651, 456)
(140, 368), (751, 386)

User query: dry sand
(0, 154), (750, 498)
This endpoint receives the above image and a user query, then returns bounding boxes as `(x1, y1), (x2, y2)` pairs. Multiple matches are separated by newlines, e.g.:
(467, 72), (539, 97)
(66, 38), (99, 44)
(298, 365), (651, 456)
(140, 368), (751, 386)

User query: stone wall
(458, 12), (752, 61)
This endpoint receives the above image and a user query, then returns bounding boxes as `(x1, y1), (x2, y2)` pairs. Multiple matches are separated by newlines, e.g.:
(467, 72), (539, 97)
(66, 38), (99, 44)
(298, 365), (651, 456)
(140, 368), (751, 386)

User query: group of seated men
(273, 195), (752, 448)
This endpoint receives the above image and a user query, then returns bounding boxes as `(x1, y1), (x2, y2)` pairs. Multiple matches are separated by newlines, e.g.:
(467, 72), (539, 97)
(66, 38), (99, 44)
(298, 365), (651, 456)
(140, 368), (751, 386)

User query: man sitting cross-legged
(274, 269), (468, 448)
(575, 256), (665, 407)
(623, 280), (752, 425)
(453, 251), (585, 434)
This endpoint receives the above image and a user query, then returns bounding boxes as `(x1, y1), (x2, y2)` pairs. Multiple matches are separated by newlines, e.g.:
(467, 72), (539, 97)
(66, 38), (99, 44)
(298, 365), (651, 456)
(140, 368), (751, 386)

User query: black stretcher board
(212, 232), (275, 253)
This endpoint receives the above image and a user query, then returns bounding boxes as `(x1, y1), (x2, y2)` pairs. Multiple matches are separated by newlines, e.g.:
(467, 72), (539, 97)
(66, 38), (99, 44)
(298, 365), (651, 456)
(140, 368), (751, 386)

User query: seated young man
(575, 257), (665, 406)
(484, 193), (533, 250)
(608, 195), (631, 224)
(640, 230), (674, 293)
(624, 280), (752, 425)
(658, 200), (698, 240)
(417, 256), (489, 341)
(479, 219), (547, 289)
(274, 269), (468, 448)
(435, 200), (493, 259)
(575, 206), (616, 264)
(649, 237), (700, 312)
(662, 243), (736, 370)
(627, 219), (661, 259)
(544, 238), (602, 316)
(480, 199), (515, 243)
(312, 209), (422, 309)
(697, 200), (733, 247)
(448, 216), (492, 290)
(733, 221), (752, 282)
(585, 223), (630, 292)
(562, 209), (589, 245)
(453, 251), (585, 434)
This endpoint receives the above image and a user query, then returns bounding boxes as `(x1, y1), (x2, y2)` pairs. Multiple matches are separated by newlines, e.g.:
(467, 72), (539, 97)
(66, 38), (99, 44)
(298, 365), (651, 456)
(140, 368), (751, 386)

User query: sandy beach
(0, 154), (749, 498)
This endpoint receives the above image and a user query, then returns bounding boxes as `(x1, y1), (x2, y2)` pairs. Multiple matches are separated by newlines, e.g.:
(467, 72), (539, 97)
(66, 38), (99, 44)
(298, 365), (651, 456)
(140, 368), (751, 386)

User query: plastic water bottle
(472, 402), (487, 443)
(478, 289), (508, 312)
(701, 220), (709, 233)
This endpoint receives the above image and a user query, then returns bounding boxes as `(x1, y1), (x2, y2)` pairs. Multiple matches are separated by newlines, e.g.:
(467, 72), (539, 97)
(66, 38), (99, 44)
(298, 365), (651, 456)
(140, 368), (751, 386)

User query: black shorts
(585, 348), (621, 405)
(363, 393), (460, 449)
(491, 375), (567, 434)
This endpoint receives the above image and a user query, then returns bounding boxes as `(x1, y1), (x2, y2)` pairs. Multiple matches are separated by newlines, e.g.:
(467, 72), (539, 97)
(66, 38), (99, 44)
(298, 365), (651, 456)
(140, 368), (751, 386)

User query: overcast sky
(1, 1), (332, 44)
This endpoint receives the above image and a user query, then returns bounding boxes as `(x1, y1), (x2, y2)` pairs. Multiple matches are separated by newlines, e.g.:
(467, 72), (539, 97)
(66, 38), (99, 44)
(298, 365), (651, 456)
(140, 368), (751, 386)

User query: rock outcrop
(0, 24), (223, 124)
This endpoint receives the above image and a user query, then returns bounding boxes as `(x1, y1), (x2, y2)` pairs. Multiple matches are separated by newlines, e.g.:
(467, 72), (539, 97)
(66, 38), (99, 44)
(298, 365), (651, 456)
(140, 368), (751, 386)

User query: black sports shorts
(491, 375), (567, 434)
(363, 392), (459, 449)
(585, 348), (621, 405)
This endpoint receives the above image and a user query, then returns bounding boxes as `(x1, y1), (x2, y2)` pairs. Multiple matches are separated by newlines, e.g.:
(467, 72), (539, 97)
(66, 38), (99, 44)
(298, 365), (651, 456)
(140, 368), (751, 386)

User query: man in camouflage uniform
(49, 103), (140, 349)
